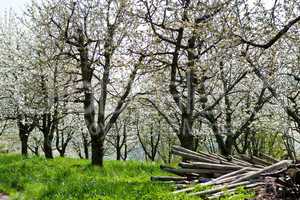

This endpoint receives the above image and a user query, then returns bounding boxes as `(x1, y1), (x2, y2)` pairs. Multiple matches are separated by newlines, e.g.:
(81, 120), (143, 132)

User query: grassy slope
(0, 154), (198, 200)
(0, 154), (254, 200)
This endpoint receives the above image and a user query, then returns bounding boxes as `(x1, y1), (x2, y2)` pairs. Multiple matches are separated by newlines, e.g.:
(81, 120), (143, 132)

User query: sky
(0, 0), (29, 14)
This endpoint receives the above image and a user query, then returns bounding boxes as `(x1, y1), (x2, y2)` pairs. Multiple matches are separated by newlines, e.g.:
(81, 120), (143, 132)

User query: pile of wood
(151, 146), (300, 199)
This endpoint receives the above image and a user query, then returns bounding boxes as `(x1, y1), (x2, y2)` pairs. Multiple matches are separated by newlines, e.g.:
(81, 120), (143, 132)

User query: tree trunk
(81, 131), (90, 159)
(116, 134), (121, 160)
(58, 145), (66, 157)
(44, 135), (53, 159)
(123, 143), (128, 161)
(83, 141), (89, 159)
(214, 134), (233, 157)
(179, 133), (196, 151)
(91, 135), (104, 166)
(116, 147), (121, 161)
(20, 134), (29, 156)
(18, 120), (33, 157)
(224, 136), (234, 156)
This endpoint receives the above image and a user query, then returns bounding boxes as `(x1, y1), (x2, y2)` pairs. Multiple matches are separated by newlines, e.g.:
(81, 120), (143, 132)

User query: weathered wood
(155, 145), (294, 198)
(213, 167), (258, 182)
(173, 168), (256, 194)
(252, 155), (273, 166)
(162, 165), (230, 176)
(173, 146), (217, 160)
(207, 182), (264, 199)
(179, 162), (242, 171)
(211, 153), (231, 162)
(232, 156), (257, 167)
(151, 176), (188, 181)
(171, 149), (220, 164)
(173, 146), (245, 167)
(232, 160), (292, 184)
(238, 154), (265, 168)
(160, 165), (200, 177)
(188, 181), (252, 196)
(172, 146), (233, 165)
(173, 186), (195, 194)
(259, 153), (279, 164)
(238, 154), (272, 167)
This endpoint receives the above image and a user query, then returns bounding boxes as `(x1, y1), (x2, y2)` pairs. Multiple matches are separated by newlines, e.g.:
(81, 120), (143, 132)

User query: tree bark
(116, 147), (121, 161)
(91, 134), (104, 166)
(83, 140), (89, 159)
(20, 133), (29, 156)
(179, 133), (196, 151)
(43, 135), (53, 159)
(17, 116), (35, 157)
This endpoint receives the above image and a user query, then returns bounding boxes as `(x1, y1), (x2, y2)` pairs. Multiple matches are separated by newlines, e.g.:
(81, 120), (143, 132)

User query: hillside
(0, 154), (255, 200)
(0, 154), (194, 200)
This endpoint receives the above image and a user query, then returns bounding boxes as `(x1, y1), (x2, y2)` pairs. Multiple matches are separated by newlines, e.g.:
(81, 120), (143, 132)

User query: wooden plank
(231, 160), (292, 183)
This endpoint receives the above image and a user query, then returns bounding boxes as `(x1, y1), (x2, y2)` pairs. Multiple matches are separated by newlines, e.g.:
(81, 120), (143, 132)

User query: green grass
(0, 154), (254, 200)
(0, 154), (199, 200)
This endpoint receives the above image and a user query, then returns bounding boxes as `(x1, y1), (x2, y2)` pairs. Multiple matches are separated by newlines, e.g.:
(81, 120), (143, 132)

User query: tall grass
(0, 154), (198, 200)
(0, 154), (254, 199)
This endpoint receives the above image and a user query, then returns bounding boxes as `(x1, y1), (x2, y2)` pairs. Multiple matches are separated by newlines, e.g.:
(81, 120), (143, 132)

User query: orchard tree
(27, 0), (147, 166)
(231, 0), (300, 158)
(140, 0), (250, 153)
(0, 10), (39, 156)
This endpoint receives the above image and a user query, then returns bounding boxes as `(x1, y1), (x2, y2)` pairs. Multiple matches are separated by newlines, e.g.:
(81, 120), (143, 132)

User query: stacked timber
(151, 146), (300, 199)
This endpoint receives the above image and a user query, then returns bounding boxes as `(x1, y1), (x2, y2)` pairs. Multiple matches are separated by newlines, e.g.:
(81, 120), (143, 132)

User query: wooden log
(238, 154), (265, 168)
(173, 168), (255, 194)
(251, 156), (272, 166)
(151, 176), (188, 181)
(239, 154), (271, 167)
(232, 156), (257, 167)
(211, 153), (231, 162)
(231, 160), (292, 184)
(160, 165), (200, 177)
(164, 166), (229, 175)
(171, 149), (220, 164)
(212, 167), (258, 183)
(207, 182), (264, 199)
(172, 175), (246, 195)
(239, 154), (258, 164)
(188, 181), (252, 196)
(213, 174), (247, 185)
(259, 153), (279, 164)
(179, 162), (242, 171)
(172, 146), (232, 165)
(173, 146), (221, 161)
(173, 186), (195, 194)
(176, 184), (189, 190)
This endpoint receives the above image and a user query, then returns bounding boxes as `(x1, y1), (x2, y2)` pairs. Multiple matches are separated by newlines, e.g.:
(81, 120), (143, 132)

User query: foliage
(252, 131), (286, 158)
